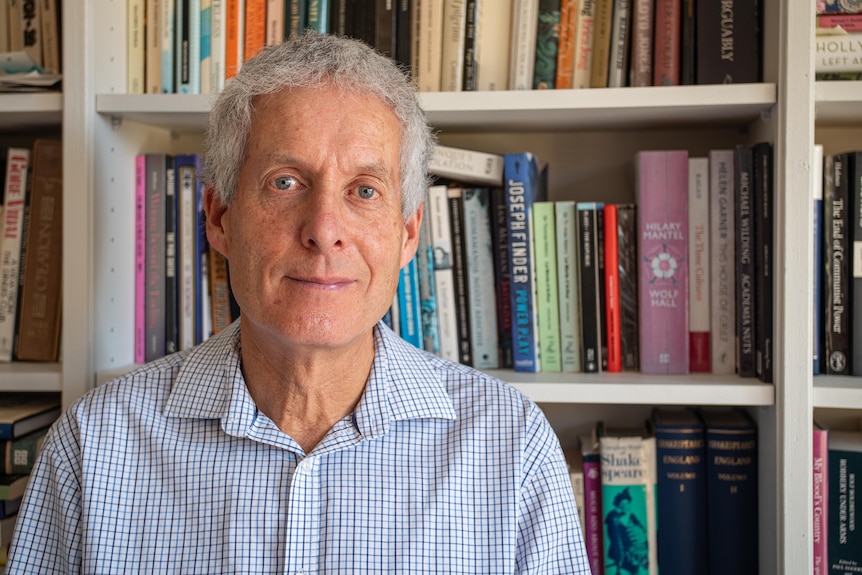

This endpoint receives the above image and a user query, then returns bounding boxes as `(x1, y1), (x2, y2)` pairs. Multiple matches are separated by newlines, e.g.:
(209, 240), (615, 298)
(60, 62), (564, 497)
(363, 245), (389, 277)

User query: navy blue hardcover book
(653, 407), (707, 575)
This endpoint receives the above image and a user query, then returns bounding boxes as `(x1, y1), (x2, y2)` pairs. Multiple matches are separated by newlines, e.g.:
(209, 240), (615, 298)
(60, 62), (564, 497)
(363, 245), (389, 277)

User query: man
(8, 33), (589, 573)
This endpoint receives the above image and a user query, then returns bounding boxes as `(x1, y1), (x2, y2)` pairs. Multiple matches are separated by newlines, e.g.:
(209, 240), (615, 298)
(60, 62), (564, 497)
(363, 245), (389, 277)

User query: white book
(688, 157), (710, 370)
(417, 0), (445, 92)
(427, 185), (460, 362)
(429, 144), (504, 187)
(815, 32), (862, 73)
(709, 149), (736, 374)
(39, 0), (61, 73)
(463, 188), (499, 369)
(210, 0), (225, 93)
(266, 0), (284, 45)
(161, 0), (176, 92)
(556, 201), (582, 372)
(440, 0), (467, 91)
(178, 164), (197, 351)
(475, 0), (512, 90)
(508, 0), (539, 90)
(146, 0), (163, 93)
(127, 0), (145, 93)
(572, 0), (596, 89)
(0, 148), (30, 362)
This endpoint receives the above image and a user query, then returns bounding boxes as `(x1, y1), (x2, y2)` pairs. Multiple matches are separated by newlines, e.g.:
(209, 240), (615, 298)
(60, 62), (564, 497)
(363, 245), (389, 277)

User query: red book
(652, 0), (680, 85)
(603, 204), (622, 372)
(818, 13), (862, 31)
(636, 150), (689, 374)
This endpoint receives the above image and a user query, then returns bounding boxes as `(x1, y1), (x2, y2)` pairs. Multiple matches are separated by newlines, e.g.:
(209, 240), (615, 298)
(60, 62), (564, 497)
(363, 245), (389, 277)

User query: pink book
(580, 435), (604, 575)
(135, 155), (146, 364)
(636, 150), (689, 374)
(813, 425), (828, 575)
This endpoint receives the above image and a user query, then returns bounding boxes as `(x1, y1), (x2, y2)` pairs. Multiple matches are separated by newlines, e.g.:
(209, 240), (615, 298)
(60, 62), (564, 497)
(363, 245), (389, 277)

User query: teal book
(534, 0), (562, 88)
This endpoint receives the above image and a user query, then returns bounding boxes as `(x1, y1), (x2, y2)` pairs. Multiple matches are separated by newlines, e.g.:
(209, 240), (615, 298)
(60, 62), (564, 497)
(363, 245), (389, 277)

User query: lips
(289, 275), (355, 291)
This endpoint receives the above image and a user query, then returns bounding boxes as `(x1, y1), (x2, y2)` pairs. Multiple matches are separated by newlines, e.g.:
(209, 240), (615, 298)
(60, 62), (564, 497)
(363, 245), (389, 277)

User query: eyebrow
(260, 154), (395, 181)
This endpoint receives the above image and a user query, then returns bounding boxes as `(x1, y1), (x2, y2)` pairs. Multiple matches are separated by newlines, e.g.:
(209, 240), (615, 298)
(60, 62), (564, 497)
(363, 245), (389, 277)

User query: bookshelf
(29, 0), (848, 573)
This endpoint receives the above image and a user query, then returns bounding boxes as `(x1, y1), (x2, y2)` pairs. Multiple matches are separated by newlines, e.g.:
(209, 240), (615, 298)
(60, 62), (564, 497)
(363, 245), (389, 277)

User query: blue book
(700, 408), (758, 575)
(193, 154), (209, 344)
(416, 205), (440, 354)
(398, 257), (423, 349)
(504, 152), (544, 372)
(653, 408), (707, 575)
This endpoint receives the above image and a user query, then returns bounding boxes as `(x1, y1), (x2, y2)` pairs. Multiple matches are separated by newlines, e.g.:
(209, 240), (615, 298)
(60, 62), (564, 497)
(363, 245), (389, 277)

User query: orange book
(556, 0), (578, 89)
(603, 203), (622, 372)
(244, 0), (266, 61)
(225, 0), (245, 78)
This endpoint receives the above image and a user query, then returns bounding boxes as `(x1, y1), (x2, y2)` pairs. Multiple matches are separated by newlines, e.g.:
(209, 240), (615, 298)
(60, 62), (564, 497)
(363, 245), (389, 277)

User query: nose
(300, 189), (345, 253)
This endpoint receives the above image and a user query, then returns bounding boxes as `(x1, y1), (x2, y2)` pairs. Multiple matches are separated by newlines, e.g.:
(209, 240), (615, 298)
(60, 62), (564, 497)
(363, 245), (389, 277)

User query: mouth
(289, 276), (355, 291)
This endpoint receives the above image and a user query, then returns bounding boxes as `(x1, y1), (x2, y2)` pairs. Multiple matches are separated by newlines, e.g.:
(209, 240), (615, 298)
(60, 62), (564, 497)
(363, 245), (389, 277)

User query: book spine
(135, 155), (147, 364)
(440, 0), (467, 91)
(128, 0), (145, 93)
(2, 427), (48, 475)
(735, 145), (756, 377)
(533, 201), (561, 371)
(654, 414), (708, 575)
(688, 157), (710, 372)
(753, 142), (774, 383)
(814, 145), (824, 375)
(18, 0), (41, 65)
(394, 0), (414, 72)
(208, 249), (232, 334)
(161, 0), (176, 91)
(210, 0), (226, 92)
(287, 0), (307, 37)
(463, 188), (500, 368)
(225, 0), (244, 78)
(578, 203), (601, 372)
(475, 0), (513, 90)
(818, 13), (862, 30)
(180, 0), (202, 93)
(616, 204), (639, 370)
(606, 0), (632, 87)
(16, 140), (63, 362)
(603, 204), (621, 372)
(397, 257), (423, 348)
(824, 153), (851, 374)
(812, 426), (828, 575)
(307, 0), (330, 33)
(193, 155), (209, 344)
(846, 150), (862, 376)
(533, 0), (562, 89)
(637, 150), (689, 374)
(417, 0), (444, 91)
(265, 0), (284, 44)
(505, 153), (542, 372)
(572, 0), (596, 88)
(0, 149), (30, 362)
(448, 187), (473, 365)
(491, 188), (514, 369)
(428, 145), (504, 187)
(556, 0), (577, 89)
(244, 0), (265, 61)
(628, 0), (652, 86)
(145, 154), (167, 362)
(597, 204), (608, 370)
(709, 149), (737, 374)
(176, 156), (197, 351)
(680, 0), (695, 84)
(652, 0), (680, 85)
(146, 0), (163, 93)
(556, 201), (582, 372)
(827, 433), (862, 574)
(509, 0), (540, 89)
(696, 0), (761, 83)
(462, 0), (478, 90)
(200, 0), (212, 94)
(589, 0), (613, 87)
(582, 444), (604, 575)
(164, 157), (179, 354)
(39, 0), (61, 73)
(428, 184), (460, 362)
(416, 207), (440, 355)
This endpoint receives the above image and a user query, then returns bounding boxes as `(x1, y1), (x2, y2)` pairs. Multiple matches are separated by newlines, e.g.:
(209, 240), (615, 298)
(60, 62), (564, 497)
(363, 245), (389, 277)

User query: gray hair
(203, 32), (436, 219)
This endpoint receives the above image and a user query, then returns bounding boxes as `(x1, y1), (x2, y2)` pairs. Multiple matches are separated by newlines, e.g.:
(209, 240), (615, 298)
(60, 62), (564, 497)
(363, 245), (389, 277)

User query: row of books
(0, 141), (63, 364)
(127, 0), (764, 96)
(387, 143), (774, 378)
(0, 0), (62, 74)
(0, 394), (63, 567)
(812, 421), (862, 575)
(566, 407), (757, 575)
(815, 3), (862, 80)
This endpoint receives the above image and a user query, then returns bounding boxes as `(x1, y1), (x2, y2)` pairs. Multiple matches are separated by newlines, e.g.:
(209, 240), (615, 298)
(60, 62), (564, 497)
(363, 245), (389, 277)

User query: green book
(555, 201), (581, 372)
(532, 201), (562, 372)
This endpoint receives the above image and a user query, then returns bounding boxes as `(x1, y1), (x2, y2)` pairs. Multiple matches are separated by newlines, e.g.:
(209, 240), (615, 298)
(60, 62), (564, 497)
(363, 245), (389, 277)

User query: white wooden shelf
(0, 362), (62, 392)
(814, 81), (862, 126)
(96, 83), (777, 133)
(0, 92), (63, 130)
(813, 376), (862, 409)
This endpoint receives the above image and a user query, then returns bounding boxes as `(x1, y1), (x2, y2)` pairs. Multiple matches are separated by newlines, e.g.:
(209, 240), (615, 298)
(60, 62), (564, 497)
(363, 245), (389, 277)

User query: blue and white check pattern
(9, 321), (590, 574)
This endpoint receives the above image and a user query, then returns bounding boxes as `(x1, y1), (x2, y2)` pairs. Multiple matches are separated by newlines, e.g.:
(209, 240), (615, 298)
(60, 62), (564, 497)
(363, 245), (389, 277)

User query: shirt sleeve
(515, 404), (592, 575)
(7, 408), (84, 575)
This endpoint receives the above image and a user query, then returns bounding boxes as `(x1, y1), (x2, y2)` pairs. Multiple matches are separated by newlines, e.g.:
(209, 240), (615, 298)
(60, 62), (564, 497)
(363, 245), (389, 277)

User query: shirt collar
(163, 320), (456, 440)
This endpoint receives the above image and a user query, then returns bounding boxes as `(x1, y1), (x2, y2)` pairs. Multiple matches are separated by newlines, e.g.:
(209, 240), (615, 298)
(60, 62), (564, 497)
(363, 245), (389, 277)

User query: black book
(847, 151), (862, 376)
(448, 187), (473, 366)
(394, 0), (414, 74)
(490, 188), (514, 369)
(616, 204), (640, 371)
(462, 0), (478, 90)
(578, 203), (601, 372)
(164, 155), (179, 355)
(680, 0), (696, 84)
(695, 0), (761, 84)
(734, 144), (756, 377)
(753, 142), (773, 382)
(823, 153), (851, 375)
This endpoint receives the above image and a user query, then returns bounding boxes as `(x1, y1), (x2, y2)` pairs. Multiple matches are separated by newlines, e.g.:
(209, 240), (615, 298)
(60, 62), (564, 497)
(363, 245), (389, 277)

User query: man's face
(206, 85), (421, 353)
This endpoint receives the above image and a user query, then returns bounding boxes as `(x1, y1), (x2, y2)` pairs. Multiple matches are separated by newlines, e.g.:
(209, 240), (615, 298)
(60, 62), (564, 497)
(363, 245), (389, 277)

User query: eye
(273, 176), (298, 191)
(357, 185), (377, 199)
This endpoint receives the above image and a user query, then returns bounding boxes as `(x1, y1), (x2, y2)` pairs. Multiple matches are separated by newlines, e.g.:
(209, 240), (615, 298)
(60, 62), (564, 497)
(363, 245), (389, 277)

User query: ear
(204, 185), (230, 259)
(399, 202), (423, 269)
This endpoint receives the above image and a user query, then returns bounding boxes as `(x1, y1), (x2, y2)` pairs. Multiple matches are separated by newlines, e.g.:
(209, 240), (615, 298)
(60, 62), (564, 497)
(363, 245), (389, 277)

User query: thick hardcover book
(145, 154), (168, 361)
(652, 407), (708, 575)
(628, 0), (652, 86)
(735, 144), (756, 377)
(848, 151), (862, 376)
(0, 396), (61, 440)
(652, 0), (680, 85)
(598, 421), (658, 575)
(440, 0), (467, 91)
(709, 149), (737, 374)
(556, 201), (582, 372)
(701, 408), (758, 575)
(603, 204), (622, 372)
(475, 0), (514, 90)
(0, 148), (30, 362)
(813, 424), (828, 575)
(572, 0), (596, 88)
(753, 141), (774, 382)
(164, 156), (179, 354)
(398, 257), (423, 349)
(243, 0), (265, 62)
(580, 433), (604, 575)
(533, 0), (562, 89)
(533, 201), (561, 371)
(504, 152), (544, 372)
(416, 205), (440, 355)
(828, 430), (862, 575)
(589, 0), (614, 87)
(636, 150), (689, 374)
(490, 188), (514, 368)
(40, 0), (61, 74)
(135, 155), (146, 364)
(688, 157), (710, 372)
(429, 145), (504, 187)
(509, 0), (540, 89)
(448, 187), (473, 365)
(607, 0), (632, 87)
(616, 204), (639, 370)
(814, 145), (824, 375)
(1, 426), (48, 475)
(427, 184), (460, 362)
(416, 0), (444, 91)
(696, 0), (761, 83)
(16, 140), (63, 362)
(823, 153), (851, 375)
(578, 202), (602, 372)
(463, 188), (499, 368)
(224, 0), (244, 78)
